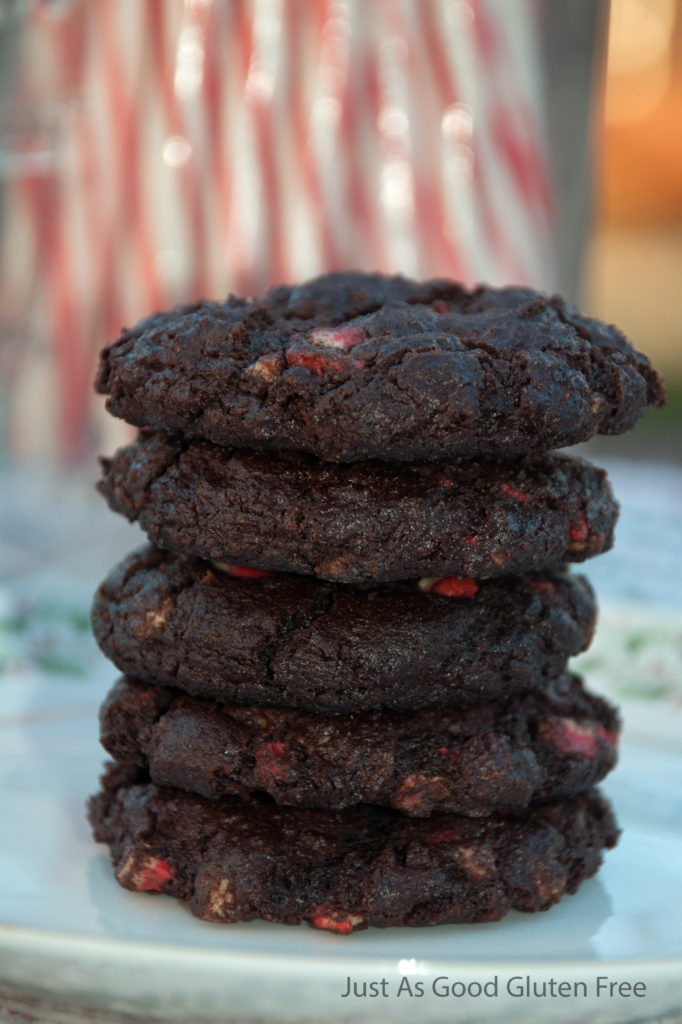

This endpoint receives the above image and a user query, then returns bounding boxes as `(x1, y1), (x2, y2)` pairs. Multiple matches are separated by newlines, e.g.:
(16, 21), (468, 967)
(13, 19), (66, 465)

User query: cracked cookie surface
(100, 674), (619, 817)
(95, 271), (665, 463)
(99, 433), (618, 582)
(89, 763), (619, 930)
(91, 547), (597, 713)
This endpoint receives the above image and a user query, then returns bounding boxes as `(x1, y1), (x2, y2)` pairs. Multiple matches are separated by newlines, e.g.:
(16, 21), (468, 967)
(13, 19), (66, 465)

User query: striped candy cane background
(0, 0), (556, 462)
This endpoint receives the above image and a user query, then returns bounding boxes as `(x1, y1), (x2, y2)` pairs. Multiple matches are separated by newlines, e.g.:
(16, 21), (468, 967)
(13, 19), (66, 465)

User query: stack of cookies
(89, 273), (664, 932)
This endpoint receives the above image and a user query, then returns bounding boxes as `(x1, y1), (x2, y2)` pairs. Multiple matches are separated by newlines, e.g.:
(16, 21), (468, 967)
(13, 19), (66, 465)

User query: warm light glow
(245, 0), (282, 103)
(162, 136), (192, 167)
(173, 0), (211, 99)
(381, 160), (414, 211)
(378, 105), (409, 138)
(441, 103), (474, 141)
(605, 0), (675, 125)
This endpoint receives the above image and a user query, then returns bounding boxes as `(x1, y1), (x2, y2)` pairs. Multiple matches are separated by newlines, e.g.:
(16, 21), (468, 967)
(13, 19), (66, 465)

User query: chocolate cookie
(95, 271), (664, 463)
(99, 433), (617, 583)
(100, 675), (619, 817)
(91, 548), (596, 712)
(89, 763), (619, 931)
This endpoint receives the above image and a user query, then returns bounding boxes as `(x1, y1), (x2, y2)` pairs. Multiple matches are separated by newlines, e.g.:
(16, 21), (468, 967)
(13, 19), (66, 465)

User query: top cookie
(96, 272), (664, 463)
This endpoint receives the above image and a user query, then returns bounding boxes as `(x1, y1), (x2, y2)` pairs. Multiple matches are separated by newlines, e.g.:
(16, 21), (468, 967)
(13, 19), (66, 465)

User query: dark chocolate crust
(91, 548), (597, 712)
(100, 675), (619, 817)
(98, 433), (618, 583)
(95, 271), (664, 463)
(89, 764), (619, 931)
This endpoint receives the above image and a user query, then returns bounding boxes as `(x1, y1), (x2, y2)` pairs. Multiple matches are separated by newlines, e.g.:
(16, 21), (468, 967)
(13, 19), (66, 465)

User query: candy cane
(477, 0), (553, 222)
(201, 2), (235, 294)
(96, 1), (164, 325)
(147, 0), (211, 299)
(399, 0), (466, 281)
(306, 0), (356, 271)
(334, 3), (388, 272)
(440, 0), (531, 284)
(14, 5), (94, 459)
(381, 0), (468, 280)
(467, 0), (555, 286)
(285, 0), (344, 274)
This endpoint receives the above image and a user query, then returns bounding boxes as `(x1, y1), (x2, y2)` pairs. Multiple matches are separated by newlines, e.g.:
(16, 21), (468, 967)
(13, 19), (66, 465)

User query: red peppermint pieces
(286, 350), (346, 376)
(310, 908), (364, 934)
(539, 717), (618, 759)
(419, 576), (479, 598)
(254, 741), (292, 782)
(287, 327), (367, 374)
(308, 326), (366, 350)
(123, 856), (174, 892)
(286, 326), (366, 374)
(437, 745), (461, 763)
(497, 483), (529, 502)
(567, 512), (589, 543)
(213, 563), (274, 579)
(138, 858), (174, 891)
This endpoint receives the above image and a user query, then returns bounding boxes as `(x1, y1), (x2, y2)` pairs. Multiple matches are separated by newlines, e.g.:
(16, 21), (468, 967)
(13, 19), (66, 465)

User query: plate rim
(2, 921), (682, 973)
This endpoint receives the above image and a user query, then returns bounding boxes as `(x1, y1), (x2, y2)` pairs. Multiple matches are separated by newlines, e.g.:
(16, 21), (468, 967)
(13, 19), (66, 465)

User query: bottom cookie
(89, 763), (618, 932)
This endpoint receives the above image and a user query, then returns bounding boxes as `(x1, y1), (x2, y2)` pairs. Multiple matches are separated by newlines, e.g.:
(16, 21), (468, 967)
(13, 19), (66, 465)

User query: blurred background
(584, 0), (682, 463)
(0, 0), (679, 467)
(1, 9), (681, 1021)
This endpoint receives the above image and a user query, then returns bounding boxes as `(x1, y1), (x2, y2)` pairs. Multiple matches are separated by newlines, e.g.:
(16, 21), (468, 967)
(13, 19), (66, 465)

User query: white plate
(1, 605), (682, 1024)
